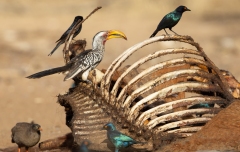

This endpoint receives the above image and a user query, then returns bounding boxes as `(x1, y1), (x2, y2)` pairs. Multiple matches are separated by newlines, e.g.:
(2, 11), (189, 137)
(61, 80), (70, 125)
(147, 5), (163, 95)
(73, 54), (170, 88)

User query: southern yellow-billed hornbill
(27, 30), (127, 82)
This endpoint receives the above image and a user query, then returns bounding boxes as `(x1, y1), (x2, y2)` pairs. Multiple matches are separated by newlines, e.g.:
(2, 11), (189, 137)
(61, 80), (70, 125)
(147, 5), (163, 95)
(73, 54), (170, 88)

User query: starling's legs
(169, 28), (179, 35)
(163, 29), (170, 36)
(18, 148), (20, 152)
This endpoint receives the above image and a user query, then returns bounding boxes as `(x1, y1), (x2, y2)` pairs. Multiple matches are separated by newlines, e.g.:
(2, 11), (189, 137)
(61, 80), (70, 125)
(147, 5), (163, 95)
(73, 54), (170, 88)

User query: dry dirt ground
(1, 0), (240, 150)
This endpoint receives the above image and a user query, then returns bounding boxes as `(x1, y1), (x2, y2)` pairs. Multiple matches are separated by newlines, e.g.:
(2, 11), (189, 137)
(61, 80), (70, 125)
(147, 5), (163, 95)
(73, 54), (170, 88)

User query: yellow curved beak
(106, 30), (127, 41)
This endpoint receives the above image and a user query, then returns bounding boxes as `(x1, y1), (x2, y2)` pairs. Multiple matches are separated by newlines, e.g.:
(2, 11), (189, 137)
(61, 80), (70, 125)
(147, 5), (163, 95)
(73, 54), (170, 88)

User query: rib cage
(56, 35), (235, 151)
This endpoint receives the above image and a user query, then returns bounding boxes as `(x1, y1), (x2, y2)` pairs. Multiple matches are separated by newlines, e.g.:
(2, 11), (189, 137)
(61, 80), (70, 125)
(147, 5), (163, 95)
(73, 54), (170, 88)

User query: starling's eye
(184, 7), (187, 10)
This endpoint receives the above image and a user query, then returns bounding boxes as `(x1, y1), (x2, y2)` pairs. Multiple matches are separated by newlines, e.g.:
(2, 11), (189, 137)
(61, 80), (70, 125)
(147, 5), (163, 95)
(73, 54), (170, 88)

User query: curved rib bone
(119, 68), (216, 109)
(115, 56), (210, 105)
(100, 36), (164, 98)
(145, 96), (225, 129)
(177, 133), (194, 138)
(154, 117), (211, 133)
(167, 126), (202, 133)
(137, 108), (221, 127)
(110, 49), (202, 103)
(126, 83), (222, 120)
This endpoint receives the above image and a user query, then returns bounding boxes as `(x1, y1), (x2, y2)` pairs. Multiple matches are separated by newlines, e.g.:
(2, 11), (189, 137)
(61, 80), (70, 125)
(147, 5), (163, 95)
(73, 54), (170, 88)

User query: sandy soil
(1, 0), (240, 149)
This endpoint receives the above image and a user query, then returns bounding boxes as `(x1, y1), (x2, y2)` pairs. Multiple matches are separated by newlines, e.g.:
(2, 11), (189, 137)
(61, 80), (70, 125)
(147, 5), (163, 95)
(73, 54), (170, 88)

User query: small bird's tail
(149, 30), (158, 38)
(26, 66), (69, 79)
(48, 41), (64, 56)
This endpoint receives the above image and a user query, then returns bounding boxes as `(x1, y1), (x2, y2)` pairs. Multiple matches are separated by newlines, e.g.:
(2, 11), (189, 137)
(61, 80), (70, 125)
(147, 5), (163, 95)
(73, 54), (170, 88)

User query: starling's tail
(48, 41), (64, 56)
(26, 66), (69, 79)
(149, 30), (158, 38)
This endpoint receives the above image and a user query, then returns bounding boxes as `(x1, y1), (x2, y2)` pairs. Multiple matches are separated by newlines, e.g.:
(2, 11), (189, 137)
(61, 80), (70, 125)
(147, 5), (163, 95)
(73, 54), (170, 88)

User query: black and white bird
(27, 30), (127, 82)
(48, 16), (83, 56)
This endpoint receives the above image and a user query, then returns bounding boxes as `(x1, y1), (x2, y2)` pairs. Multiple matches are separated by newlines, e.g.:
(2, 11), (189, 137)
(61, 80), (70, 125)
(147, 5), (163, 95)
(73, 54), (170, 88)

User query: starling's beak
(106, 30), (127, 41)
(102, 125), (107, 130)
(185, 8), (191, 11)
(39, 127), (43, 131)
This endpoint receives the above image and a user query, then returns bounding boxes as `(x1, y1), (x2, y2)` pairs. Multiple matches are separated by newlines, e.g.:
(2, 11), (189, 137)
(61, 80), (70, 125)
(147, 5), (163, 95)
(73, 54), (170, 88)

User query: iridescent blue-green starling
(150, 5), (191, 38)
(189, 103), (214, 117)
(79, 140), (91, 152)
(189, 103), (214, 109)
(103, 123), (139, 152)
(48, 16), (83, 56)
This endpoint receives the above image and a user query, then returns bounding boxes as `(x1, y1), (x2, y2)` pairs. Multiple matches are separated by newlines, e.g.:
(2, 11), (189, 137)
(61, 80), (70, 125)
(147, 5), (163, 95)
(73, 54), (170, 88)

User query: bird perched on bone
(26, 30), (127, 83)
(48, 16), (83, 56)
(150, 5), (190, 37)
